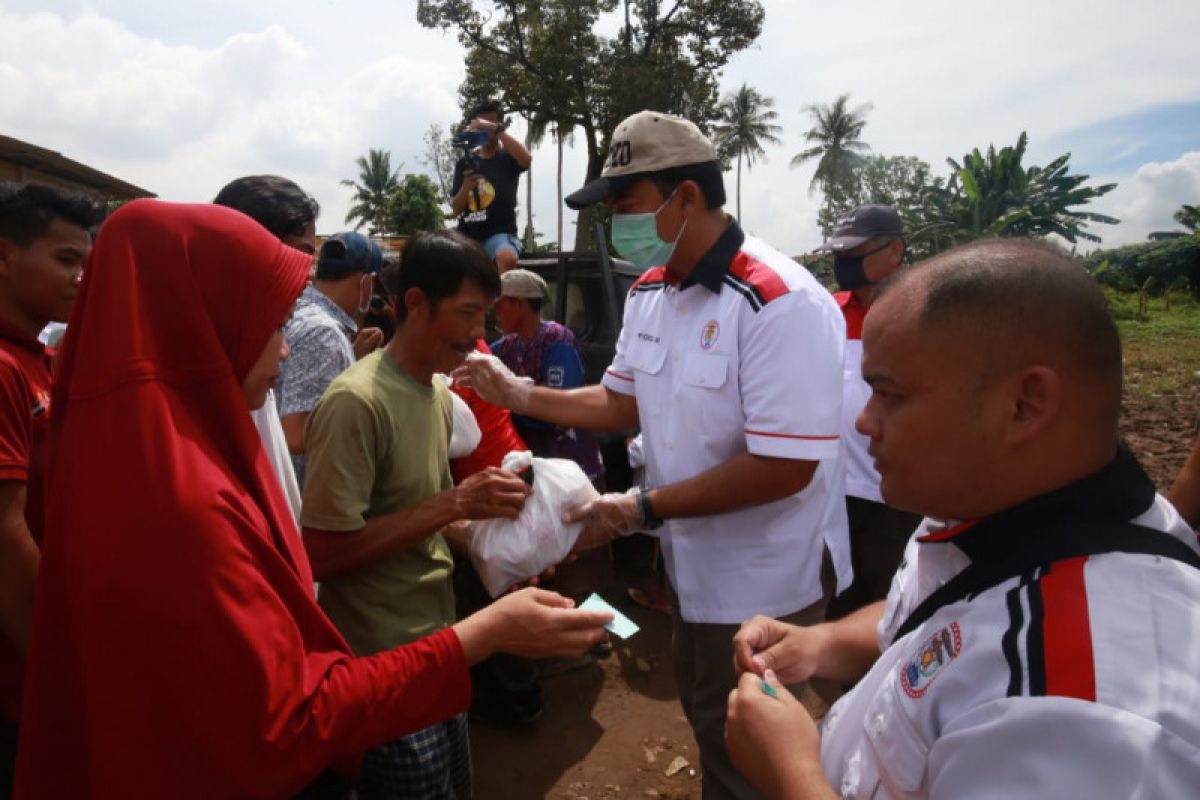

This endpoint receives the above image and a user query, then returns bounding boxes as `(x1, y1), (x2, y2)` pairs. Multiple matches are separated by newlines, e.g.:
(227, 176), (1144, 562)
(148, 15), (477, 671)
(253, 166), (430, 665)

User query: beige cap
(565, 110), (718, 209)
(500, 269), (548, 299)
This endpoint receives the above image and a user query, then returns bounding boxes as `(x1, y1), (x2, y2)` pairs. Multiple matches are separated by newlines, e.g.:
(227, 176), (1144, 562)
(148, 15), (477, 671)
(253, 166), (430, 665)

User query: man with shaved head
(725, 239), (1200, 799)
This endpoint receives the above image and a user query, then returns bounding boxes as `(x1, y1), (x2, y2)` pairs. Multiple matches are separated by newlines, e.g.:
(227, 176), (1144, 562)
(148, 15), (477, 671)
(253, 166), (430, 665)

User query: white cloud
(1, 1), (1198, 252)
(1085, 152), (1200, 248)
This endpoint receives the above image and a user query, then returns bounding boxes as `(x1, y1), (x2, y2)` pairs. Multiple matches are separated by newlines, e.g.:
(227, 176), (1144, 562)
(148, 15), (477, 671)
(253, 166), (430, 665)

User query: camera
(453, 129), (490, 172)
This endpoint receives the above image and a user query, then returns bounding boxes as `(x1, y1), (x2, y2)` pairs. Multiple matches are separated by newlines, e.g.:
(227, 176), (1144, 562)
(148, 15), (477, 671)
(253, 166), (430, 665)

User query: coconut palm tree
(713, 84), (782, 222)
(790, 93), (872, 198)
(342, 148), (401, 235)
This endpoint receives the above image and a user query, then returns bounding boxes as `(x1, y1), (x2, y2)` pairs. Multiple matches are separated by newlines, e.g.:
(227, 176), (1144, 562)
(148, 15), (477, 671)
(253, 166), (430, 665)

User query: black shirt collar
(678, 219), (745, 294)
(943, 445), (1156, 562)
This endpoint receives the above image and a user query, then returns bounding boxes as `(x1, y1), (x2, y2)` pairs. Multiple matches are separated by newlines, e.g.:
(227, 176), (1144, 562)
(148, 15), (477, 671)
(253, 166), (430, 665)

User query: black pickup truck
(512, 244), (644, 490)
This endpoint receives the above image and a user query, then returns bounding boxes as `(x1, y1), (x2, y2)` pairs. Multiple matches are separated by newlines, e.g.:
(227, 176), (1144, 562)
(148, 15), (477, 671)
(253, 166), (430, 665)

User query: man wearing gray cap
(491, 269), (604, 481)
(460, 110), (851, 799)
(817, 206), (923, 619)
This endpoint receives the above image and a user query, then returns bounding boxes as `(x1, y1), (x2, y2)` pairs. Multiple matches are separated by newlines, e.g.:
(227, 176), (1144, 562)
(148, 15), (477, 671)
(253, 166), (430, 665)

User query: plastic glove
(452, 351), (534, 412)
(563, 489), (641, 552)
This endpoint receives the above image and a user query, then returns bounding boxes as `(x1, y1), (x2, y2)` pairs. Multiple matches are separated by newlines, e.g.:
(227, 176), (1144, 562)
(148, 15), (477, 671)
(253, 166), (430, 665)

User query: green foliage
(1085, 233), (1200, 295)
(386, 174), (445, 236)
(342, 148), (401, 235)
(416, 0), (765, 249)
(712, 83), (782, 222)
(914, 132), (1119, 249)
(816, 154), (945, 253)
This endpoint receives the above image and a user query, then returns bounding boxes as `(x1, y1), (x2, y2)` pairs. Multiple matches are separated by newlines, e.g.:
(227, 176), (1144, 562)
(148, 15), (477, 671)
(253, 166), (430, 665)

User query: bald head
(858, 239), (1124, 518)
(876, 238), (1122, 428)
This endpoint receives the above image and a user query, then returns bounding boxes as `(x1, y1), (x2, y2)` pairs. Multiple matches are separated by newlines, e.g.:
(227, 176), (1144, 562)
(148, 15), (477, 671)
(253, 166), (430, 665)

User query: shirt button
(873, 714), (886, 733)
(673, 352), (680, 362)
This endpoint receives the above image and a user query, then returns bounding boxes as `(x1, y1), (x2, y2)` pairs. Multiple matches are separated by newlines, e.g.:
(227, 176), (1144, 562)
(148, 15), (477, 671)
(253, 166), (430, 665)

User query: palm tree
(713, 84), (782, 222)
(342, 148), (401, 235)
(1150, 204), (1200, 241)
(790, 93), (872, 197)
(1176, 204), (1200, 231)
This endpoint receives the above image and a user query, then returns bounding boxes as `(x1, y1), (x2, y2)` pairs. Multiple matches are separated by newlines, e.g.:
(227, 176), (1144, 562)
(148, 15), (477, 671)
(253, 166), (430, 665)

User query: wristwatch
(636, 488), (664, 531)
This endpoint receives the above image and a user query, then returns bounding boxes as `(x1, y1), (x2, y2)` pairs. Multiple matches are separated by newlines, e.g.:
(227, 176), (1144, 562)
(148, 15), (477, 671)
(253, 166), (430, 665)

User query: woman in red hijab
(15, 201), (609, 799)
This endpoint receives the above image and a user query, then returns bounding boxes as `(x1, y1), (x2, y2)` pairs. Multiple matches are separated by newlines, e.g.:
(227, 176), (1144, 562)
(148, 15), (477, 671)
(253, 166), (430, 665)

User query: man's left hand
(726, 670), (833, 800)
(563, 491), (640, 552)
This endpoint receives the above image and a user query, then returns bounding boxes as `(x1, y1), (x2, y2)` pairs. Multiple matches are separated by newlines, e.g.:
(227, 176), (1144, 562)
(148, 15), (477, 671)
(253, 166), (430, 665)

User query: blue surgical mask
(612, 192), (686, 269)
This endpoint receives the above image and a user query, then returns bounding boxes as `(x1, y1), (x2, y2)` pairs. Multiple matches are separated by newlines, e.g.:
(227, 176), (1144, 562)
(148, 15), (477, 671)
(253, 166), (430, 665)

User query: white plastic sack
(436, 374), (482, 459)
(468, 451), (599, 597)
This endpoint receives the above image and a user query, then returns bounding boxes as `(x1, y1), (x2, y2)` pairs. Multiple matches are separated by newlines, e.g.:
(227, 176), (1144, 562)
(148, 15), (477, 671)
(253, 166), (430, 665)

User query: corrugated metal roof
(0, 134), (155, 200)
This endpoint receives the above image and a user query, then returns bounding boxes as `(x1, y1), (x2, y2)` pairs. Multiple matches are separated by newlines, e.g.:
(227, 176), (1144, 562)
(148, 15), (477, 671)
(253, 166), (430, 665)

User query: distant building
(0, 134), (154, 200)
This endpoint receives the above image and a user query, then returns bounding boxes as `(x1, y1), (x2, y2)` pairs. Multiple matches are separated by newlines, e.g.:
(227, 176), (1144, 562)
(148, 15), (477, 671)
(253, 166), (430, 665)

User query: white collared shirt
(601, 233), (850, 623)
(820, 495), (1200, 799)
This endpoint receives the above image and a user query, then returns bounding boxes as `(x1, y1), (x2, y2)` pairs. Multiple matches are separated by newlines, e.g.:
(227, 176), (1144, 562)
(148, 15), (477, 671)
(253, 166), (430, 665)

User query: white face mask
(356, 273), (374, 316)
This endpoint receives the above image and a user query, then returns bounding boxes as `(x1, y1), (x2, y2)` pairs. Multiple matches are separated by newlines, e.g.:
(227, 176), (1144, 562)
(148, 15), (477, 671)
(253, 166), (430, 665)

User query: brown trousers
(670, 554), (835, 800)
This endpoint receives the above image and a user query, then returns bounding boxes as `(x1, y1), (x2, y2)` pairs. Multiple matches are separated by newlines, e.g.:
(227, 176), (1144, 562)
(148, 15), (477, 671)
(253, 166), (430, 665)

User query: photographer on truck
(450, 100), (531, 272)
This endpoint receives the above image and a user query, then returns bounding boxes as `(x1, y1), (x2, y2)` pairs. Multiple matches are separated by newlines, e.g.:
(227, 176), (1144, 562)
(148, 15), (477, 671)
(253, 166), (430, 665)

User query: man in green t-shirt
(302, 230), (530, 798)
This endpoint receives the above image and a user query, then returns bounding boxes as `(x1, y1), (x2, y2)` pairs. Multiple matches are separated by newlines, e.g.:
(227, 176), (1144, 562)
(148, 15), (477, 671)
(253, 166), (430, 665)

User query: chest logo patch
(700, 320), (720, 351)
(31, 390), (50, 419)
(900, 622), (961, 698)
(546, 365), (565, 388)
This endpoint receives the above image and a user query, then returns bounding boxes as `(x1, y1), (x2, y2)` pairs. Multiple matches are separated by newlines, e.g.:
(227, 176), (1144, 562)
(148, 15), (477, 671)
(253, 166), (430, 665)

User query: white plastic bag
(468, 451), (599, 597)
(435, 374), (482, 459)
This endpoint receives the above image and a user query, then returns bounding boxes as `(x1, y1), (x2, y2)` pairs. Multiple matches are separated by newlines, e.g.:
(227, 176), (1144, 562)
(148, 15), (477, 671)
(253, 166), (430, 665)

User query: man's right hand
(460, 170), (482, 192)
(452, 352), (533, 412)
(453, 466), (531, 520)
(732, 615), (831, 685)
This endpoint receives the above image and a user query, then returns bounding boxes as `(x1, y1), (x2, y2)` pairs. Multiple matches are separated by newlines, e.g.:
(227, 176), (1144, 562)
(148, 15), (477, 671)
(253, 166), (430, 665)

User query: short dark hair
(470, 100), (504, 120)
(382, 230), (500, 323)
(0, 182), (106, 246)
(878, 238), (1122, 422)
(648, 161), (726, 210)
(212, 175), (319, 240)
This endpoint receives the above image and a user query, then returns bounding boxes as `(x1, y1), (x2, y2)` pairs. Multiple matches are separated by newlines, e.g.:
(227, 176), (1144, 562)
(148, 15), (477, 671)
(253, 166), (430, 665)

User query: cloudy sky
(2, 0), (1198, 256)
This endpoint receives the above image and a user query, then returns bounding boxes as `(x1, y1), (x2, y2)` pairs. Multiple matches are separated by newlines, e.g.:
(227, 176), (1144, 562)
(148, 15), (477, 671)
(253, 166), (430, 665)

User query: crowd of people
(0, 99), (1196, 800)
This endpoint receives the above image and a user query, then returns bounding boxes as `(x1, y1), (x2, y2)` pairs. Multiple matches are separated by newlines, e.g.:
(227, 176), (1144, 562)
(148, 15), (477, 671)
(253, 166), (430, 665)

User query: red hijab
(16, 201), (468, 798)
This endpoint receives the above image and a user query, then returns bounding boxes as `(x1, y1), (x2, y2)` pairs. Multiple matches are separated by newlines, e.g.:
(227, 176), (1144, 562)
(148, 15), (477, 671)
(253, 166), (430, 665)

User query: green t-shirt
(301, 350), (455, 656)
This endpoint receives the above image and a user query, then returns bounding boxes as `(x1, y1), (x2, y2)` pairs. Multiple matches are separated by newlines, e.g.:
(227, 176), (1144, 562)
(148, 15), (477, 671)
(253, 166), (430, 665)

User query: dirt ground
(470, 360), (1200, 800)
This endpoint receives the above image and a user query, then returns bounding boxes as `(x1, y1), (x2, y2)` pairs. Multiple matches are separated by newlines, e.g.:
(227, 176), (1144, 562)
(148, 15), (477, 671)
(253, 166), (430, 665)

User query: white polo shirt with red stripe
(818, 454), (1200, 798)
(835, 291), (883, 503)
(601, 221), (851, 624)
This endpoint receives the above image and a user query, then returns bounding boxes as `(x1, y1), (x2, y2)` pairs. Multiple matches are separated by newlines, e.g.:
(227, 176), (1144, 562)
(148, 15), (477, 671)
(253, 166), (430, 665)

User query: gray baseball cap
(816, 205), (904, 252)
(500, 269), (548, 300)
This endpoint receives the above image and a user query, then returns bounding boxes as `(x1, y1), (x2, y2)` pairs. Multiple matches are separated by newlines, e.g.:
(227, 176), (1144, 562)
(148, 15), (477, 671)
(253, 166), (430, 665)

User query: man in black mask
(817, 205), (921, 619)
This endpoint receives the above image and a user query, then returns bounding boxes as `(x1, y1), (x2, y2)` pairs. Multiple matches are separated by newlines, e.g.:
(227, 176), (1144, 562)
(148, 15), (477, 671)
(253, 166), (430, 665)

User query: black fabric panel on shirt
(721, 275), (763, 312)
(1026, 567), (1047, 697)
(1002, 577), (1028, 697)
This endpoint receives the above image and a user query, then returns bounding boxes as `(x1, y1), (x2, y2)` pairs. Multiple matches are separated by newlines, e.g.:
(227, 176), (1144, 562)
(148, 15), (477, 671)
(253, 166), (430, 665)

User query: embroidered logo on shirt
(547, 365), (565, 388)
(700, 320), (720, 351)
(900, 622), (962, 698)
(30, 390), (50, 418)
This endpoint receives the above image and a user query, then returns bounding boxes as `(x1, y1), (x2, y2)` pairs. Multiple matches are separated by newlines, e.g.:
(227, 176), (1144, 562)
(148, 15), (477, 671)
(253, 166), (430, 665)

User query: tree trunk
(573, 122), (603, 252)
(736, 149), (743, 222)
(524, 124), (535, 247)
(557, 129), (564, 251)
